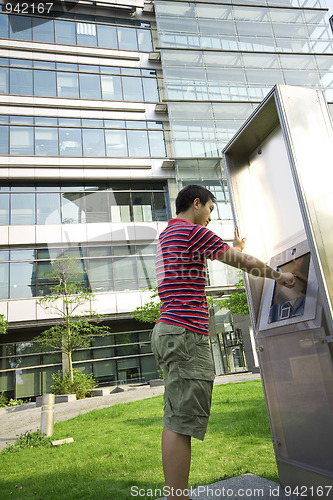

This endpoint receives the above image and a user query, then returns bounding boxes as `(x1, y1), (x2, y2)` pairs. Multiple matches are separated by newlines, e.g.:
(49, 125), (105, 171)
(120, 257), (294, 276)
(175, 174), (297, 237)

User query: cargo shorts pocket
(151, 323), (190, 365)
(178, 362), (215, 417)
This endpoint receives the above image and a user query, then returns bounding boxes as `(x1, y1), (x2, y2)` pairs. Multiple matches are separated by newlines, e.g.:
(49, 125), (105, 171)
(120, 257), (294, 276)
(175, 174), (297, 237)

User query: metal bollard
(40, 393), (55, 437)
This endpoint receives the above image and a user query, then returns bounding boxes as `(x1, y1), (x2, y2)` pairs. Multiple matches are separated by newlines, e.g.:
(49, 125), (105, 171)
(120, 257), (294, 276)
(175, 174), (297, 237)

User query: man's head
(176, 184), (216, 226)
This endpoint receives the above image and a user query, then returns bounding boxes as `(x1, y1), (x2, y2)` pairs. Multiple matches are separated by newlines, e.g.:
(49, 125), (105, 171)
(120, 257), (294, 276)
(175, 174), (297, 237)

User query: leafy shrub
(0, 391), (8, 407)
(51, 370), (97, 399)
(2, 430), (51, 453)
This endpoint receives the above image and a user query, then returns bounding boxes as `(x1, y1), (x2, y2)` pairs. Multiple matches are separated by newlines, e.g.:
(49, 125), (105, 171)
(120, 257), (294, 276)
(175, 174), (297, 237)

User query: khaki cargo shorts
(151, 321), (215, 441)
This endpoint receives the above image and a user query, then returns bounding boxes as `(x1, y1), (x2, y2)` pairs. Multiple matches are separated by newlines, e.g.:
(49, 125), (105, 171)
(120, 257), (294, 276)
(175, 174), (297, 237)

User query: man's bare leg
(162, 427), (191, 500)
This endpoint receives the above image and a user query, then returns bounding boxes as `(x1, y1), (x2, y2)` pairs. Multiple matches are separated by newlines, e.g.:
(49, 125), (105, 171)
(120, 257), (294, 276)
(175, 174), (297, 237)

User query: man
(151, 185), (295, 500)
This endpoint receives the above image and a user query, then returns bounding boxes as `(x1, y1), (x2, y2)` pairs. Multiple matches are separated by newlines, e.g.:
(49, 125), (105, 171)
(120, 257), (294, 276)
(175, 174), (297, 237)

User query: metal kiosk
(222, 85), (333, 497)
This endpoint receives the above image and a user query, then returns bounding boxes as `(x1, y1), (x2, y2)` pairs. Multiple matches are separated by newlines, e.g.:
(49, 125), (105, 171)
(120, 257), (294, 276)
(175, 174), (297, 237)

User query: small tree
(0, 314), (8, 335)
(132, 286), (161, 324)
(216, 273), (249, 315)
(35, 256), (109, 382)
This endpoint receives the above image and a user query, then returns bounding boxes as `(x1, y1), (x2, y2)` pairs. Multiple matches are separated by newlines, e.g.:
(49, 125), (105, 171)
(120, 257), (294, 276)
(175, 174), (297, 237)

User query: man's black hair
(176, 185), (216, 215)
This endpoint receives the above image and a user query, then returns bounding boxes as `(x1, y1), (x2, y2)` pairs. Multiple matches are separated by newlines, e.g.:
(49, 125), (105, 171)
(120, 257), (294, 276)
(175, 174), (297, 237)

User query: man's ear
(193, 197), (201, 210)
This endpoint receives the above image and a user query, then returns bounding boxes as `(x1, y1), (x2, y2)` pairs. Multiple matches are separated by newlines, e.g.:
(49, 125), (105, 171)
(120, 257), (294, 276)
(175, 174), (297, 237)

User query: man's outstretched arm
(217, 228), (295, 288)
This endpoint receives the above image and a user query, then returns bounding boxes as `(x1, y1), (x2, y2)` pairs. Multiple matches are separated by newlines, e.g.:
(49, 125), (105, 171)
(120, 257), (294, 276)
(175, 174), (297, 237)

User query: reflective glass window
(148, 130), (166, 157)
(142, 78), (159, 102)
(55, 19), (76, 45)
(57, 71), (79, 98)
(246, 68), (284, 85)
(105, 129), (128, 157)
(117, 26), (138, 50)
(32, 17), (54, 42)
(59, 128), (82, 156)
(35, 127), (58, 156)
(0, 262), (8, 299)
(76, 22), (97, 46)
(10, 261), (36, 298)
(10, 68), (33, 95)
(137, 255), (155, 288)
(11, 249), (35, 260)
(273, 23), (308, 38)
(84, 191), (109, 223)
(0, 125), (8, 154)
(87, 258), (113, 293)
(153, 192), (168, 221)
(10, 126), (34, 154)
(137, 28), (153, 51)
(0, 67), (8, 93)
(109, 192), (131, 222)
(122, 76), (143, 101)
(9, 15), (32, 40)
(236, 21), (273, 37)
(97, 24), (118, 48)
(101, 75), (122, 100)
(34, 69), (56, 97)
(61, 192), (86, 224)
(36, 193), (61, 224)
(113, 256), (137, 290)
(0, 13), (8, 37)
(34, 117), (57, 126)
(11, 193), (35, 224)
(82, 128), (105, 156)
(132, 192), (152, 222)
(0, 192), (9, 225)
(82, 119), (103, 128)
(127, 130), (149, 156)
(79, 73), (101, 99)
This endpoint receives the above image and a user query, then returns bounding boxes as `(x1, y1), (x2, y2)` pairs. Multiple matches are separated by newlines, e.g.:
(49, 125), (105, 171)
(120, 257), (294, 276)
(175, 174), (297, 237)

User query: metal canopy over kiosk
(222, 85), (333, 496)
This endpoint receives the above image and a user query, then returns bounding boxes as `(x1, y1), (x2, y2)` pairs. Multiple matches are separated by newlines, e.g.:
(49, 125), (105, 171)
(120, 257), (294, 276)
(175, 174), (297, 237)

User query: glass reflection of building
(0, 0), (332, 399)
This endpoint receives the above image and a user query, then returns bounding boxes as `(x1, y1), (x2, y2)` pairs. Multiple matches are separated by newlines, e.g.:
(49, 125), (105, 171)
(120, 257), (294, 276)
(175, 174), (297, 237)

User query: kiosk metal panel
(223, 85), (333, 495)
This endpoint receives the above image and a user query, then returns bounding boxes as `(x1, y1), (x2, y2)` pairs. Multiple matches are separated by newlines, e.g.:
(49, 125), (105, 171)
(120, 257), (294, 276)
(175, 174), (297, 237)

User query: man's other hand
(233, 227), (247, 252)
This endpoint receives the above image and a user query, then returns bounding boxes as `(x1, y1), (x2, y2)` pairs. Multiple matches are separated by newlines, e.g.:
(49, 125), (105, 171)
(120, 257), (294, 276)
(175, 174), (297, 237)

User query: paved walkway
(0, 372), (302, 499)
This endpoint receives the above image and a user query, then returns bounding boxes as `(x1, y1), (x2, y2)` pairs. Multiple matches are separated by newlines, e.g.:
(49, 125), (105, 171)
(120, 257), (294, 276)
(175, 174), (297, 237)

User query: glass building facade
(0, 0), (332, 399)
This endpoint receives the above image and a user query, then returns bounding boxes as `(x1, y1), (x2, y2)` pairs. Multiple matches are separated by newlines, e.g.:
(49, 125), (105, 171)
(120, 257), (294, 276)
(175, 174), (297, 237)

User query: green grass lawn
(0, 380), (278, 500)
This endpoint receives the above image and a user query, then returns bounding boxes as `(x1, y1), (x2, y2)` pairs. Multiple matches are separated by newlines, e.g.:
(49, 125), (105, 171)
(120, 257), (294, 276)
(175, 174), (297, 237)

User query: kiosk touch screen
(269, 253), (311, 323)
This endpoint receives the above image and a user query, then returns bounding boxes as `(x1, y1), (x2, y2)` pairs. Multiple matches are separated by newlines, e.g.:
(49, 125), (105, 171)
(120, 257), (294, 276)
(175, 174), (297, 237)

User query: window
(105, 129), (128, 157)
(82, 128), (105, 156)
(0, 67), (8, 94)
(59, 128), (82, 156)
(117, 26), (138, 50)
(9, 15), (32, 40)
(79, 73), (101, 99)
(11, 192), (35, 224)
(97, 24), (118, 49)
(57, 72), (79, 98)
(127, 130), (149, 157)
(55, 19), (76, 45)
(36, 193), (61, 224)
(10, 126), (34, 155)
(76, 22), (97, 47)
(32, 17), (54, 42)
(34, 70), (57, 97)
(35, 127), (58, 155)
(101, 75), (122, 100)
(10, 68), (33, 95)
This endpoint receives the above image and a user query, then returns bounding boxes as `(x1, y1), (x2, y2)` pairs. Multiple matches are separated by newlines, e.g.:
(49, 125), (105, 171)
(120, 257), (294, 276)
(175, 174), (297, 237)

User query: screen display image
(269, 253), (311, 323)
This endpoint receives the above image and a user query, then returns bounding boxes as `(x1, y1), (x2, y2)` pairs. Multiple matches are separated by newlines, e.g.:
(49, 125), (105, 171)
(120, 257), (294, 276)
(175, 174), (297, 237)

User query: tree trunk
(68, 351), (74, 382)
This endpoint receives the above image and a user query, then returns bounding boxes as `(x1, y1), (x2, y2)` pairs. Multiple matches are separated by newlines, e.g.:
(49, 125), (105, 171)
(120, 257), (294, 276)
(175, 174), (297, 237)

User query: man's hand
(233, 227), (247, 252)
(275, 272), (296, 289)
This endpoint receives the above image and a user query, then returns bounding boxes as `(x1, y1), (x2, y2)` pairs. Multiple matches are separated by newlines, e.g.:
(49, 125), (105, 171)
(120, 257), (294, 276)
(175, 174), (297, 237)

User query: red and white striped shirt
(156, 218), (230, 335)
